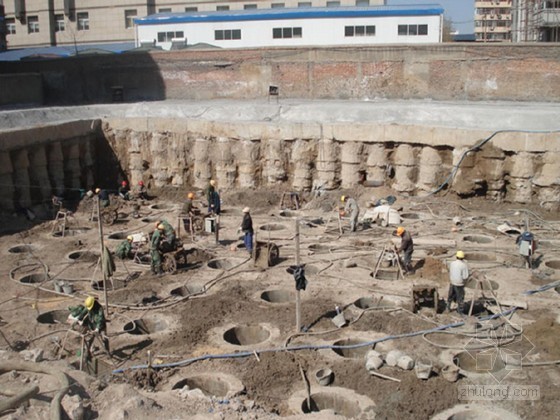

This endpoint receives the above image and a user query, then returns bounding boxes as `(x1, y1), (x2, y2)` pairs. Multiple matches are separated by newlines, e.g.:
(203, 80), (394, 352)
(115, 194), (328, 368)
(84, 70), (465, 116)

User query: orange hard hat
(397, 226), (405, 236)
(187, 192), (195, 199)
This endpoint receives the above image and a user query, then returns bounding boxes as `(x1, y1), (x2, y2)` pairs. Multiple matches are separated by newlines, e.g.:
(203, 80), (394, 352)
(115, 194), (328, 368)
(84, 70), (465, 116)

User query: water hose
(112, 308), (516, 374)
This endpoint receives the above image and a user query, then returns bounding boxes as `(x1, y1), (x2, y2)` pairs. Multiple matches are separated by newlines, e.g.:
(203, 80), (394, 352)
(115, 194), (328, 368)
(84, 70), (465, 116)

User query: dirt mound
(523, 315), (560, 360)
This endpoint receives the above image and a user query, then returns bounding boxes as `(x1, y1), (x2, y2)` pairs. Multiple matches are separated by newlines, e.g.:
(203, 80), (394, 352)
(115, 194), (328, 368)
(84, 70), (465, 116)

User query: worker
(150, 224), (164, 275)
(115, 235), (134, 260)
(516, 231), (535, 269)
(68, 296), (109, 353)
(239, 207), (254, 255)
(447, 251), (469, 313)
(156, 219), (176, 252)
(341, 195), (360, 232)
(137, 180), (149, 201)
(396, 226), (414, 274)
(95, 188), (110, 208)
(118, 181), (130, 200)
(182, 192), (198, 231)
(206, 179), (218, 214)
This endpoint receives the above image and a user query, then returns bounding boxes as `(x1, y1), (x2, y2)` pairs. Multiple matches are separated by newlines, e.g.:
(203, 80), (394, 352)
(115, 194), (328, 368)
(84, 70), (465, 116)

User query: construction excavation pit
(171, 373), (244, 397)
(222, 325), (271, 346)
(1, 97), (560, 419)
(123, 317), (170, 336)
(8, 244), (35, 254)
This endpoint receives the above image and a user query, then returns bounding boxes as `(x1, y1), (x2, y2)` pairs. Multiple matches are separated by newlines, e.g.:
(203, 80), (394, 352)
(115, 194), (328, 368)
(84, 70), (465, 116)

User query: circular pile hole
(331, 339), (371, 359)
(261, 289), (292, 303)
(91, 279), (126, 291)
(141, 217), (159, 224)
(279, 210), (299, 218)
(8, 244), (34, 254)
(123, 318), (169, 335)
(354, 297), (395, 310)
(172, 376), (230, 397)
(150, 203), (172, 210)
(286, 265), (319, 275)
(545, 260), (560, 270)
(259, 224), (287, 232)
(308, 244), (332, 252)
(170, 283), (205, 297)
(463, 252), (496, 262)
(37, 310), (69, 324)
(369, 269), (397, 281)
(19, 273), (47, 284)
(108, 231), (129, 240)
(301, 392), (361, 417)
(223, 325), (270, 346)
(462, 235), (493, 244)
(207, 258), (245, 270)
(67, 251), (99, 262)
(453, 351), (505, 374)
(401, 213), (421, 220)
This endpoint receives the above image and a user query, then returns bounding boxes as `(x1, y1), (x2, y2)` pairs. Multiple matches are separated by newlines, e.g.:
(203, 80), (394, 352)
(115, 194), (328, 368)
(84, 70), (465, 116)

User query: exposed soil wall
(1, 44), (560, 105)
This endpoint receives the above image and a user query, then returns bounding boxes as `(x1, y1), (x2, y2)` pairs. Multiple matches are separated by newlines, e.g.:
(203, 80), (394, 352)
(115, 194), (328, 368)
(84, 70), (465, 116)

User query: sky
(386, 0), (475, 34)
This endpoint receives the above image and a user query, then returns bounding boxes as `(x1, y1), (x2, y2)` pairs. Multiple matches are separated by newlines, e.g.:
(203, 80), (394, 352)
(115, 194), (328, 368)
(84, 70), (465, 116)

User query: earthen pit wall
(103, 117), (560, 207)
(1, 45), (560, 105)
(1, 118), (558, 213)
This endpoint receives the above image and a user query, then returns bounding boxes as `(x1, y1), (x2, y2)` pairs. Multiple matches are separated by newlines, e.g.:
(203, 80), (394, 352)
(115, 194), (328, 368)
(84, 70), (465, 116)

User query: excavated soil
(1, 188), (559, 419)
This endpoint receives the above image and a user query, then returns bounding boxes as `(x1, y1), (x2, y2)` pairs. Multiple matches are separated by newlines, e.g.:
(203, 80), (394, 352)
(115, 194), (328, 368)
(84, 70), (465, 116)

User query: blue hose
(522, 280), (560, 295)
(112, 308), (516, 374)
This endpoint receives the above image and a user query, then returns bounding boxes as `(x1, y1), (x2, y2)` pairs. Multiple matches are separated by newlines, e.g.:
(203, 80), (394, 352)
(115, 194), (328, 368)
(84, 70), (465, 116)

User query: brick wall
(1, 44), (559, 105)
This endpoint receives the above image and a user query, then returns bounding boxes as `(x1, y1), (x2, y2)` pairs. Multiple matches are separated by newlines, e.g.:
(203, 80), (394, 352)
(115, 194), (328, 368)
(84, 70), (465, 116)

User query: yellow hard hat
(397, 226), (405, 236)
(85, 296), (95, 310)
(187, 192), (195, 199)
(95, 188), (101, 194)
(155, 221), (161, 229)
(210, 180), (216, 186)
(157, 224), (165, 230)
(341, 195), (346, 202)
(456, 250), (465, 259)
(127, 235), (133, 241)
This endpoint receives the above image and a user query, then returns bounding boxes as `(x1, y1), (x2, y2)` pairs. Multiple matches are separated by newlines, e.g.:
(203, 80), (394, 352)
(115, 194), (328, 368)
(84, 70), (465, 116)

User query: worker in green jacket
(150, 224), (164, 275)
(156, 219), (176, 252)
(115, 236), (133, 260)
(68, 296), (109, 353)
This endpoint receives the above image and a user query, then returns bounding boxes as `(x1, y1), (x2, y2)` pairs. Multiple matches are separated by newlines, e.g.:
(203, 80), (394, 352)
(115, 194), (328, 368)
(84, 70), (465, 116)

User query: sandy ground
(0, 186), (559, 419)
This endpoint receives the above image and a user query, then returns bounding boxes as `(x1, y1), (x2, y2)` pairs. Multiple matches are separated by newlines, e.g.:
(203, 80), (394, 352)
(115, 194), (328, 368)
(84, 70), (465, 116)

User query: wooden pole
(295, 218), (301, 333)
(215, 215), (220, 245)
(97, 198), (110, 317)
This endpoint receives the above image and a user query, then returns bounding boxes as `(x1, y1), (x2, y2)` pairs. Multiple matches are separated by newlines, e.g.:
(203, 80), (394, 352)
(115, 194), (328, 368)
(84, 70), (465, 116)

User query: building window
(215, 29), (241, 40)
(271, 3), (285, 8)
(55, 14), (65, 32)
(27, 16), (40, 33)
(125, 9), (137, 29)
(327, 1), (340, 6)
(298, 1), (312, 6)
(77, 12), (89, 30)
(398, 24), (428, 36)
(244, 4), (257, 9)
(185, 7), (198, 12)
(216, 5), (230, 10)
(356, 0), (369, 5)
(157, 31), (184, 42)
(6, 18), (16, 35)
(158, 8), (172, 13)
(345, 25), (375, 36)
(272, 27), (302, 38)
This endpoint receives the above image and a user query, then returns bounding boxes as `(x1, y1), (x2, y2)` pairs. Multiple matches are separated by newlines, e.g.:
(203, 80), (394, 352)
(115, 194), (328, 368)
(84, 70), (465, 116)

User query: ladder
(51, 210), (68, 237)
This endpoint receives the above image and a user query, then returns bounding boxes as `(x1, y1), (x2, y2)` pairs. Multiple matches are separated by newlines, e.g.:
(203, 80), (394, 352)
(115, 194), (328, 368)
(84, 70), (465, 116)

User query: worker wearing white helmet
(447, 251), (469, 313)
(239, 207), (254, 255)
(115, 235), (134, 260)
(206, 180), (221, 215)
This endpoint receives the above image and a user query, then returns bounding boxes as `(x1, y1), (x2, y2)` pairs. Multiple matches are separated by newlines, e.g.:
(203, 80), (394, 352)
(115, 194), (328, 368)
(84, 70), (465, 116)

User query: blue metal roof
(0, 42), (135, 61)
(135, 4), (444, 25)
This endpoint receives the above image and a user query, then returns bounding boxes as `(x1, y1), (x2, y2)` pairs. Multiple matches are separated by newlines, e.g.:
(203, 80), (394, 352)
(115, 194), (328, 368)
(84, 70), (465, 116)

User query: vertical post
(97, 198), (110, 317)
(215, 215), (220, 245)
(295, 218), (301, 333)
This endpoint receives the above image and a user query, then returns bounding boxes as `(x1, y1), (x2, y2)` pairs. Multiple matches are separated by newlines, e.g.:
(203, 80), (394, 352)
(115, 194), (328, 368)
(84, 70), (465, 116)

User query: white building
(134, 4), (444, 50)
